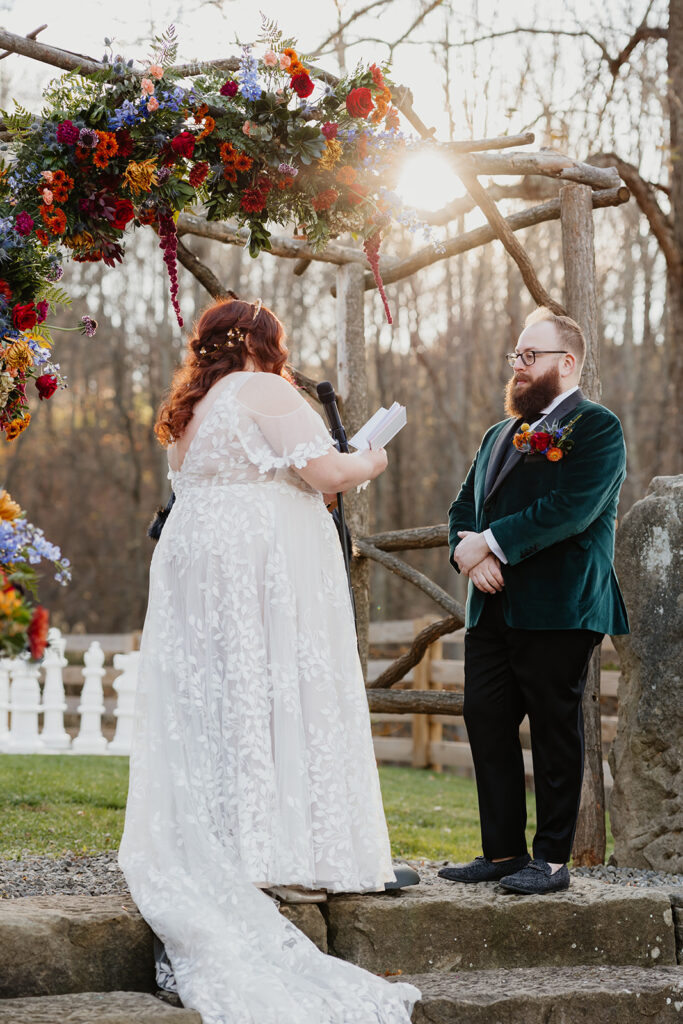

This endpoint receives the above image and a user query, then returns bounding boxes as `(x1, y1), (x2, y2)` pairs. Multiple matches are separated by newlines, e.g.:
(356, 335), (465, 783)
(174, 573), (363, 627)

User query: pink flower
(36, 300), (49, 323)
(220, 79), (238, 97)
(242, 120), (253, 135)
(141, 78), (155, 95)
(148, 64), (164, 80)
(263, 50), (277, 67)
(41, 170), (54, 183)
(42, 189), (53, 206)
(147, 96), (160, 112)
(322, 121), (338, 140)
(279, 53), (291, 70)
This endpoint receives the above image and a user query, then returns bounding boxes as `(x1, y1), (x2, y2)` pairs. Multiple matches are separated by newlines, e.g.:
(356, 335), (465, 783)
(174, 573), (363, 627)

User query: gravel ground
(1, 854), (682, 900)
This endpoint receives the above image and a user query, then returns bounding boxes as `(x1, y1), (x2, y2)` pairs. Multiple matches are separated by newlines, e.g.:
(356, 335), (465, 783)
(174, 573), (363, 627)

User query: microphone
(316, 381), (349, 453)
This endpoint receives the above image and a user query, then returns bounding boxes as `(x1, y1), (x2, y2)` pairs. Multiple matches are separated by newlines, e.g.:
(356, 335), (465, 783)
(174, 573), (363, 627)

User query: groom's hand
(454, 531), (492, 574)
(467, 553), (505, 593)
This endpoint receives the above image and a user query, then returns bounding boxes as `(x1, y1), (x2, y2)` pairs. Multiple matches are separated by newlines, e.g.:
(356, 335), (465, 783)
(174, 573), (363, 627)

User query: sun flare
(396, 153), (466, 213)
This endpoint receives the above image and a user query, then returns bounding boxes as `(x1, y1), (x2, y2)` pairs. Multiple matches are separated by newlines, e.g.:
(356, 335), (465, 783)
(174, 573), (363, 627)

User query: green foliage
(255, 15), (296, 54)
(0, 102), (34, 133)
(247, 221), (272, 258)
(286, 125), (327, 165)
(152, 24), (179, 69)
(38, 283), (73, 310)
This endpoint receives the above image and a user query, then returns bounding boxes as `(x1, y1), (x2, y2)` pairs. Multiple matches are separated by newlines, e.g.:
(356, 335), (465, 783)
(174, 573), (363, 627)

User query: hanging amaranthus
(157, 209), (183, 328)
(363, 227), (392, 325)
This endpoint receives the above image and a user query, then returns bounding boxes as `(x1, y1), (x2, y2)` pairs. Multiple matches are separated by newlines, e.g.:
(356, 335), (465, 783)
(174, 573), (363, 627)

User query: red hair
(155, 298), (290, 445)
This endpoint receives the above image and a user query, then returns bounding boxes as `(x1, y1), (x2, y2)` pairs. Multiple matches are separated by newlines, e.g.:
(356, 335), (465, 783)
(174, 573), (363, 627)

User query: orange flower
(4, 414), (30, 440)
(93, 149), (110, 169)
(41, 207), (67, 235)
(222, 165), (237, 183)
(194, 103), (209, 121)
(75, 144), (90, 161)
(335, 165), (357, 185)
(196, 116), (215, 141)
(546, 447), (564, 461)
(385, 106), (400, 131)
(277, 178), (293, 190)
(35, 228), (50, 246)
(234, 152), (253, 172)
(220, 141), (238, 163)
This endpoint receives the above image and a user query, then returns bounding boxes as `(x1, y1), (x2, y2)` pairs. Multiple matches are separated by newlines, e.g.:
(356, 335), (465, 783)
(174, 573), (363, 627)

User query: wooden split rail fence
(367, 618), (620, 785)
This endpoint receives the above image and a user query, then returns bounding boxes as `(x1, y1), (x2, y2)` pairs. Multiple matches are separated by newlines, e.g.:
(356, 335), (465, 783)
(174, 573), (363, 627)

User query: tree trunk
(336, 262), (370, 674)
(560, 183), (606, 866)
(667, 0), (683, 473)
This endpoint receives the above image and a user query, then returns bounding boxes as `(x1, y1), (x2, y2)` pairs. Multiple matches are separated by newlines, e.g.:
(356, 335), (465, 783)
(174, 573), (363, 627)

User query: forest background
(0, 0), (676, 632)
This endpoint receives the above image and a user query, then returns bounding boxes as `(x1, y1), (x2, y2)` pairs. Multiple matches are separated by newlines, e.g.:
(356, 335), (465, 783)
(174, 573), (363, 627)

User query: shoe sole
(498, 881), (570, 894)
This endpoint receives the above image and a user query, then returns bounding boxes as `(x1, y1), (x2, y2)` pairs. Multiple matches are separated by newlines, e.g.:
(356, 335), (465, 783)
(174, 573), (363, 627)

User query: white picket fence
(0, 628), (139, 756)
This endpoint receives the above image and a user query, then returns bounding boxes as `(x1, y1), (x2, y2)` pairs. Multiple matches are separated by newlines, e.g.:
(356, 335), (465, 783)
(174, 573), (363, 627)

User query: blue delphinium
(238, 46), (262, 101)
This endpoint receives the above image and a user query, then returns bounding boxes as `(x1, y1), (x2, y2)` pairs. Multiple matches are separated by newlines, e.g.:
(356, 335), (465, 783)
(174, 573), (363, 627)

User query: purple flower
(156, 166), (172, 184)
(14, 212), (34, 235)
(78, 127), (99, 150)
(47, 264), (64, 282)
(80, 316), (98, 337)
(56, 119), (80, 145)
(277, 163), (298, 176)
(220, 80), (239, 97)
(36, 300), (49, 323)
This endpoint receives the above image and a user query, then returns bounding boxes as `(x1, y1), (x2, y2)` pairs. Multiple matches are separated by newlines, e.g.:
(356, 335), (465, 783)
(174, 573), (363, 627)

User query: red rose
(530, 431), (552, 452)
(36, 374), (59, 400)
(345, 87), (373, 118)
(12, 303), (38, 331)
(171, 131), (196, 159)
(111, 199), (135, 230)
(27, 605), (49, 661)
(290, 73), (314, 98)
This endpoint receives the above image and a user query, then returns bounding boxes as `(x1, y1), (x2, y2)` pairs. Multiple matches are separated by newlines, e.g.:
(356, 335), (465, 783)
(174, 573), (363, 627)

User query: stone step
(401, 965), (683, 1023)
(0, 895), (327, 999)
(323, 876), (678, 974)
(0, 991), (200, 1023)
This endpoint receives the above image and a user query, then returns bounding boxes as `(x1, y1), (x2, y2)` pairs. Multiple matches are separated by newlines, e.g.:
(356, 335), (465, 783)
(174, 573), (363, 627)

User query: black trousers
(463, 593), (602, 863)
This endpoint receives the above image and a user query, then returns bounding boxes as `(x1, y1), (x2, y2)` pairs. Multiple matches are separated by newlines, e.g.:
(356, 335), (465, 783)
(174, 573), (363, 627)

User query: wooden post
(428, 632), (444, 772)
(411, 616), (431, 768)
(336, 262), (370, 674)
(560, 182), (606, 865)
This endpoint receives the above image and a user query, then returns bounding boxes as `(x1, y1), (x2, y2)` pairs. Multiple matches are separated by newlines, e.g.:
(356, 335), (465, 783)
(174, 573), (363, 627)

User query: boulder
(609, 475), (683, 872)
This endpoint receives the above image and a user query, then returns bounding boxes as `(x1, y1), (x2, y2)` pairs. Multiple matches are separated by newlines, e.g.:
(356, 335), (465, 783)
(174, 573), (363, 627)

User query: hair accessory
(252, 297), (262, 321)
(225, 325), (245, 348)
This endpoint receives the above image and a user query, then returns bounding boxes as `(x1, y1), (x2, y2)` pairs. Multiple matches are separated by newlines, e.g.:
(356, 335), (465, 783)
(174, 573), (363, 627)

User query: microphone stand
(316, 383), (356, 624)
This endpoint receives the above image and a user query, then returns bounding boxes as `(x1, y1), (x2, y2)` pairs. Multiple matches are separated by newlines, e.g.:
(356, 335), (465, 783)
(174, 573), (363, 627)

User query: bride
(118, 297), (420, 1023)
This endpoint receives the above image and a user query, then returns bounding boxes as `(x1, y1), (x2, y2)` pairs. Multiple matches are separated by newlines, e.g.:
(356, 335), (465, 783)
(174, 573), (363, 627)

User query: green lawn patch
(0, 756), (613, 864)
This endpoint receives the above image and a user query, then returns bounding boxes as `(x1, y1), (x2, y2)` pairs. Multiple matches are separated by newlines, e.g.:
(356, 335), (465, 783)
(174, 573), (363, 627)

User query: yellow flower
(4, 339), (32, 373)
(63, 231), (96, 250)
(317, 138), (343, 171)
(0, 489), (22, 521)
(4, 414), (30, 441)
(520, 423), (530, 432)
(122, 158), (159, 196)
(0, 587), (22, 618)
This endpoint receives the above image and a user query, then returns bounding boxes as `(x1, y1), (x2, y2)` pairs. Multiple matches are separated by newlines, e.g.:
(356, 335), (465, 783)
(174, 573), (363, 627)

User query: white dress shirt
(482, 386), (580, 565)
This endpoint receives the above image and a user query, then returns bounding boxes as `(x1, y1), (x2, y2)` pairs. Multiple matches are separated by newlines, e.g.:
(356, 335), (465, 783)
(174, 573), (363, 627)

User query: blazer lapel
(484, 419), (520, 498)
(485, 389), (585, 505)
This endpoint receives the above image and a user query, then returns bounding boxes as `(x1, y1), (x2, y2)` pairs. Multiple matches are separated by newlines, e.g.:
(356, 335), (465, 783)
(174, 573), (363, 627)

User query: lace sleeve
(235, 374), (334, 473)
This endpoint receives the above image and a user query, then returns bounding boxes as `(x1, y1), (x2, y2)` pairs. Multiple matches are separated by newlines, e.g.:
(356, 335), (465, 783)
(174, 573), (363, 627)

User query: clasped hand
(454, 531), (504, 594)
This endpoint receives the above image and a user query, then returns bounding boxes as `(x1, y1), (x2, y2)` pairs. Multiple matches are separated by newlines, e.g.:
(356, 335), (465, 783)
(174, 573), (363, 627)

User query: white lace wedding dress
(119, 371), (420, 1024)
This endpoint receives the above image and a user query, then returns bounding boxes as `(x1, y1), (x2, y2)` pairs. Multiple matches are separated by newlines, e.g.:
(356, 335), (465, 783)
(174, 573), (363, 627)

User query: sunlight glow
(396, 153), (466, 213)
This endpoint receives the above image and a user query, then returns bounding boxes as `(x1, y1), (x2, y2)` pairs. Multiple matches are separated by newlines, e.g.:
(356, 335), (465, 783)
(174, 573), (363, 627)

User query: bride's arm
(294, 446), (387, 493)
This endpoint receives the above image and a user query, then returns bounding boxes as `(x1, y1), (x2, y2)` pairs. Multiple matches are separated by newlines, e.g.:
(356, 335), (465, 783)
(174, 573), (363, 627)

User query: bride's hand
(366, 447), (388, 479)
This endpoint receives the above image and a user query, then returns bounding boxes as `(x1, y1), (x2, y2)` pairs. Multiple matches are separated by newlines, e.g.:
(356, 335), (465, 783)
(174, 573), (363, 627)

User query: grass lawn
(0, 756), (614, 863)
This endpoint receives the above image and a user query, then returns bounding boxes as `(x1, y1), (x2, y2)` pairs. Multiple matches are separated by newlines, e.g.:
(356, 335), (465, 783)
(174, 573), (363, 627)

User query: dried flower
(122, 158), (159, 196)
(0, 490), (22, 521)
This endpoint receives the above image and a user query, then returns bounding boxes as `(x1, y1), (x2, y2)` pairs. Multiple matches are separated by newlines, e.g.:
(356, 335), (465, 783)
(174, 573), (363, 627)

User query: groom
(440, 307), (629, 895)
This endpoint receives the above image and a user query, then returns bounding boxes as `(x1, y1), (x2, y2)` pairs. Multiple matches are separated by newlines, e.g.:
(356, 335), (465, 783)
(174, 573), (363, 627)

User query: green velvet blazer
(448, 390), (630, 634)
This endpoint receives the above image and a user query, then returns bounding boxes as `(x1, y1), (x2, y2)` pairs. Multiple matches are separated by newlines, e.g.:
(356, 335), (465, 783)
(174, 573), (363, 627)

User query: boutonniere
(512, 414), (582, 462)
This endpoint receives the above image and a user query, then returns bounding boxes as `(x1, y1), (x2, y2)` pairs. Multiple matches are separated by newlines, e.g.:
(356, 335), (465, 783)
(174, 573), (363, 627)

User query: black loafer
(438, 853), (530, 883)
(384, 863), (420, 890)
(499, 859), (570, 894)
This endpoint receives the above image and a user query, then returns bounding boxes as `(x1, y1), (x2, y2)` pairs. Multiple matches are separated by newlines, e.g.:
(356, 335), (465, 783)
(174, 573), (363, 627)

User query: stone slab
(399, 966), (683, 1023)
(0, 992), (201, 1023)
(0, 897), (155, 999)
(324, 876), (678, 974)
(279, 903), (328, 953)
(0, 895), (329, 1000)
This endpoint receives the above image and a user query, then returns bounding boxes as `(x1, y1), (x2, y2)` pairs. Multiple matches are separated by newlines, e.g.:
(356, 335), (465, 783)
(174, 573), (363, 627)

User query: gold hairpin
(252, 298), (262, 320)
(225, 326), (244, 348)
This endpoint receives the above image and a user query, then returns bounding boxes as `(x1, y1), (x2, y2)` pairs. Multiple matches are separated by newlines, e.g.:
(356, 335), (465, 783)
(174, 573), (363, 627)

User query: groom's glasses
(506, 350), (569, 368)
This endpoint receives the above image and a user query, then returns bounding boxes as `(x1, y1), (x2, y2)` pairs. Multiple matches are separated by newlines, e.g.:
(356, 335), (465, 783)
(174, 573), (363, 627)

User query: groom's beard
(504, 364), (562, 420)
